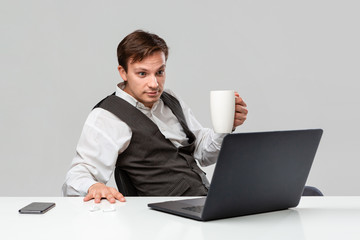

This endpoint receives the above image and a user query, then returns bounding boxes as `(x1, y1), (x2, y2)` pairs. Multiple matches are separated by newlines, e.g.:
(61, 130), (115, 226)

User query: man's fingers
(83, 193), (92, 202)
(235, 105), (248, 114)
(111, 188), (126, 202)
(83, 192), (101, 203)
(235, 96), (247, 107)
(94, 193), (102, 203)
(233, 94), (248, 128)
(85, 183), (126, 204)
(106, 194), (116, 203)
(235, 112), (247, 120)
(234, 118), (245, 126)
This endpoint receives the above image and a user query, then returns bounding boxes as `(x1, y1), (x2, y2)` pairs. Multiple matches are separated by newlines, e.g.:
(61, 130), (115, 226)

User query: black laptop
(148, 129), (323, 221)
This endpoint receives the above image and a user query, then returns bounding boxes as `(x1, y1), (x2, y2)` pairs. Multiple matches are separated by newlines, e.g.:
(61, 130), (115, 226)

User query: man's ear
(118, 65), (127, 81)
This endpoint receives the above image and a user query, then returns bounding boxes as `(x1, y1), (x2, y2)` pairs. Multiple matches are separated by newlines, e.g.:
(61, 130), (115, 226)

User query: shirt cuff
(79, 179), (99, 196)
(212, 132), (228, 147)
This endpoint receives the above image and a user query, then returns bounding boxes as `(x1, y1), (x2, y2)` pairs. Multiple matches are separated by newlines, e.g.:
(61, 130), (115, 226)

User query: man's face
(118, 51), (166, 108)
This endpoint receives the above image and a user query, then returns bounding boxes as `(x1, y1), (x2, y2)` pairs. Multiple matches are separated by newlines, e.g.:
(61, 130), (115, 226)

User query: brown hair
(117, 30), (169, 72)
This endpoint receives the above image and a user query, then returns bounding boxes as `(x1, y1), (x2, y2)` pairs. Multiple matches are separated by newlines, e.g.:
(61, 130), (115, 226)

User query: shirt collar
(115, 82), (161, 110)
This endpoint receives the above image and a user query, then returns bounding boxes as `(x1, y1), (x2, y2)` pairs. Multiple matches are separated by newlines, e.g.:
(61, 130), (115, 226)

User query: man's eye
(138, 72), (146, 76)
(157, 70), (164, 76)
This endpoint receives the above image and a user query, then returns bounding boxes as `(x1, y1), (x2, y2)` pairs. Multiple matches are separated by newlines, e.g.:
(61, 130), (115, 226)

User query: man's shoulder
(162, 89), (189, 111)
(163, 88), (177, 98)
(87, 107), (121, 125)
(162, 89), (183, 104)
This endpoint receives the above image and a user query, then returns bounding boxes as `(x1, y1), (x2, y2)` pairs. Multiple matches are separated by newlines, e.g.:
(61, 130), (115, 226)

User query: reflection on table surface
(1, 196), (359, 240)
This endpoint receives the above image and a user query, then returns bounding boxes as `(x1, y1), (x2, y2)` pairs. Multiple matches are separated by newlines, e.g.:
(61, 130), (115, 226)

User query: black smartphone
(18, 202), (56, 214)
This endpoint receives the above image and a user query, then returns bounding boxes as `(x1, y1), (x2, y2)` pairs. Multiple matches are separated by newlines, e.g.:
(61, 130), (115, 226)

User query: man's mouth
(146, 90), (160, 96)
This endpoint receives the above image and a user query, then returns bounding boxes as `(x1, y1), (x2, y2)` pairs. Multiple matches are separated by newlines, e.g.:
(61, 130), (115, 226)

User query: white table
(1, 197), (360, 240)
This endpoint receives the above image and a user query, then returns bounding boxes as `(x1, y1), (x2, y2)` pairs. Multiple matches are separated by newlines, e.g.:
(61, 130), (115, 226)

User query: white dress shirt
(62, 84), (226, 196)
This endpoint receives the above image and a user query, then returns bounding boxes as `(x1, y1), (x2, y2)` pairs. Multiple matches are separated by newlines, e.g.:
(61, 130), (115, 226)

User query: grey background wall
(1, 0), (359, 196)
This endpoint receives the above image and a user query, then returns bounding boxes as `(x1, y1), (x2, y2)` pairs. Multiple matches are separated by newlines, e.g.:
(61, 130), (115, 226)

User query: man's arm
(62, 108), (131, 203)
(168, 90), (247, 166)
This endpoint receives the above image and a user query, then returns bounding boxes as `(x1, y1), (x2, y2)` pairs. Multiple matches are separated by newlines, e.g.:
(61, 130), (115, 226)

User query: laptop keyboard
(182, 205), (204, 213)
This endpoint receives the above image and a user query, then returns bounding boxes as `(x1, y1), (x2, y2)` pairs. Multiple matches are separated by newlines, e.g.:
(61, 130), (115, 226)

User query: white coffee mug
(210, 90), (235, 133)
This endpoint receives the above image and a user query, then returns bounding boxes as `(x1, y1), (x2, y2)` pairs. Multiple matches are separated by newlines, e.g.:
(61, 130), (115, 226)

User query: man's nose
(148, 75), (158, 88)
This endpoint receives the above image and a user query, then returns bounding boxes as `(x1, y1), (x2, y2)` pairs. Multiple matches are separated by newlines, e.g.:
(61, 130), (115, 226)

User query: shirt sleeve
(165, 89), (227, 167)
(62, 108), (132, 196)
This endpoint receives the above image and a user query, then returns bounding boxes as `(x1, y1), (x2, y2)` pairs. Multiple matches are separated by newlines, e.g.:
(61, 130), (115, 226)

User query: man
(62, 30), (248, 203)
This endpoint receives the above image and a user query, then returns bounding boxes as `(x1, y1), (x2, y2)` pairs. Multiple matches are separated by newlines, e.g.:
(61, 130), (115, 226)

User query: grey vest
(94, 92), (209, 196)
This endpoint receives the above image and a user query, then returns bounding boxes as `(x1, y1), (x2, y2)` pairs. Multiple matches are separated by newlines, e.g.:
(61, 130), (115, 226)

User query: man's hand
(233, 92), (248, 129)
(84, 182), (126, 203)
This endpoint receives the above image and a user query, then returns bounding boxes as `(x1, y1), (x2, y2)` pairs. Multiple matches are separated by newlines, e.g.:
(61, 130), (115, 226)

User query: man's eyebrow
(133, 67), (149, 71)
(133, 65), (166, 71)
(158, 64), (166, 69)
